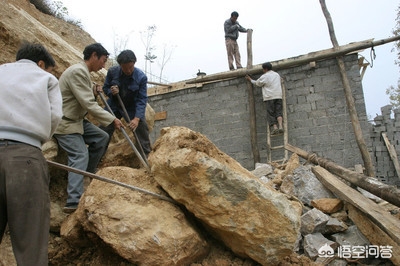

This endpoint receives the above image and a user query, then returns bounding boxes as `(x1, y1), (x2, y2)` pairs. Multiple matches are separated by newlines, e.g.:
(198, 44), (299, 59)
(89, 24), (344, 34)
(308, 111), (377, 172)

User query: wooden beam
(319, 0), (375, 177)
(347, 204), (400, 266)
(148, 81), (171, 88)
(154, 111), (167, 121)
(312, 166), (400, 265)
(184, 36), (400, 85)
(286, 143), (400, 208)
(245, 29), (260, 164)
(382, 132), (400, 180)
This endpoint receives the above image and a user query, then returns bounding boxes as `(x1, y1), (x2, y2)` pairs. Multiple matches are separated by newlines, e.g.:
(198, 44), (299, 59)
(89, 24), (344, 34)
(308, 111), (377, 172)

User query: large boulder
(61, 166), (209, 265)
(149, 126), (302, 265)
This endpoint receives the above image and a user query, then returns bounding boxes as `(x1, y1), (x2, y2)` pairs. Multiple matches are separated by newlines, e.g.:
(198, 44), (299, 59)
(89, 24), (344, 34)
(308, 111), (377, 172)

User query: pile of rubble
(1, 126), (398, 265)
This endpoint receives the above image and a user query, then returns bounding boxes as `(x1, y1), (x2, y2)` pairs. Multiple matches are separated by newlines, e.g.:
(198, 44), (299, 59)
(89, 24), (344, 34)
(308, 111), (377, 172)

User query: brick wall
(148, 53), (372, 172)
(371, 105), (400, 186)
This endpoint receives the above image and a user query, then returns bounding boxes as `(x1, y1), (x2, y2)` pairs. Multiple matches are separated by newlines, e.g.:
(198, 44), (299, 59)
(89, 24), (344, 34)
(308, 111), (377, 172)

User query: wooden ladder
(266, 79), (288, 163)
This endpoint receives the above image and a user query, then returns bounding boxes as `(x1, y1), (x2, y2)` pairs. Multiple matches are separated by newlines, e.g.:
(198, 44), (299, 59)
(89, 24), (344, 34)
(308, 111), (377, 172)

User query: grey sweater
(224, 18), (247, 40)
(0, 59), (62, 149)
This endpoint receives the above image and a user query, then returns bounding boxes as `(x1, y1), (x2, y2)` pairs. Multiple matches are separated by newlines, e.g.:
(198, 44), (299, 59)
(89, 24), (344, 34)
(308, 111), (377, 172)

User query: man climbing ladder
(245, 62), (287, 163)
(245, 62), (283, 135)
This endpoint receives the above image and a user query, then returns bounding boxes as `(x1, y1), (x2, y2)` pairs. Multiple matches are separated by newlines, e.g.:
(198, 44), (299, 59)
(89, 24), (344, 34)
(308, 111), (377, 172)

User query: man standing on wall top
(224, 11), (249, 70)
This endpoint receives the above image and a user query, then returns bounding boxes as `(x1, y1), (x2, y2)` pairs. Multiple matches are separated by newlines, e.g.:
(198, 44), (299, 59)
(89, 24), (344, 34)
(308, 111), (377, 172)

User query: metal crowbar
(47, 160), (176, 204)
(96, 88), (150, 171)
(115, 93), (149, 166)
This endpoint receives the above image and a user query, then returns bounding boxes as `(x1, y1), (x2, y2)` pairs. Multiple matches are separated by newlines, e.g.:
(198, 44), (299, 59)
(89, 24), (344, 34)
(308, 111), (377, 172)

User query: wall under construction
(148, 54), (373, 178)
(371, 105), (400, 186)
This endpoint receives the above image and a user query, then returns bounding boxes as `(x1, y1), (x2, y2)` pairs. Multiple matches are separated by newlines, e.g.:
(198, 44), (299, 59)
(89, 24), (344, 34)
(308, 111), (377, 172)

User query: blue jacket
(103, 65), (148, 120)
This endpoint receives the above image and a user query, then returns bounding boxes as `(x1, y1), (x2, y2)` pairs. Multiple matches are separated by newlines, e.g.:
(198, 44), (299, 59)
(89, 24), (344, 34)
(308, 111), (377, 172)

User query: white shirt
(251, 70), (282, 101)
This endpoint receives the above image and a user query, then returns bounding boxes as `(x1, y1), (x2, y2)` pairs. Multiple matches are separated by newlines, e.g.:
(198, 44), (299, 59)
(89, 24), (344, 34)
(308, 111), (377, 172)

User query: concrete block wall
(370, 105), (400, 186)
(149, 79), (255, 167)
(148, 53), (372, 171)
(281, 54), (371, 168)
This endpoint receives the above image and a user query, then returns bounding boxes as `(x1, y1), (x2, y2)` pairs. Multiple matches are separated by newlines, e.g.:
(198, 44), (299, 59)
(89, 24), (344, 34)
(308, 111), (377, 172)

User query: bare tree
(157, 44), (176, 83)
(140, 25), (157, 81)
(111, 29), (131, 66)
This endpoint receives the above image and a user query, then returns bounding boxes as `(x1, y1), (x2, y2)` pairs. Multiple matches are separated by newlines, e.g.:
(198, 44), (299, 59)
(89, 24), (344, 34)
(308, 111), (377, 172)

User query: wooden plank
(154, 111), (167, 121)
(185, 36), (400, 85)
(347, 204), (400, 265)
(312, 166), (400, 249)
(382, 132), (400, 180)
(286, 143), (400, 208)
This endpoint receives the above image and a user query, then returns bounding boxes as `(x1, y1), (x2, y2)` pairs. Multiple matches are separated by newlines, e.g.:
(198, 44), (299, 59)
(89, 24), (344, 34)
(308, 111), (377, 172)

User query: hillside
(0, 0), (94, 76)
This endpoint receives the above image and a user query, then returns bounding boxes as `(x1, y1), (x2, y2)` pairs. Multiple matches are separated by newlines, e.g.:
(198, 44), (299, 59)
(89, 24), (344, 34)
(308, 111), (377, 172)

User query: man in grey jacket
(54, 43), (123, 213)
(224, 11), (249, 70)
(0, 42), (62, 266)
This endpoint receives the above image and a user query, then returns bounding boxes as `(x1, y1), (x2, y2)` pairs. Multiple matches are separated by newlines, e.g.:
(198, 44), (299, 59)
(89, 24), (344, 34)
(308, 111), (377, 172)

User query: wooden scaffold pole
(319, 0), (375, 177)
(245, 29), (260, 164)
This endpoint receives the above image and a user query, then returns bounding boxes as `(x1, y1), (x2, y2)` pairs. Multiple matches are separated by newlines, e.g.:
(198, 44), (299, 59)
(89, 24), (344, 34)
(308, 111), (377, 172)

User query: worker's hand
(245, 75), (252, 81)
(128, 117), (140, 131)
(111, 85), (119, 95)
(113, 118), (124, 130)
(92, 83), (102, 97)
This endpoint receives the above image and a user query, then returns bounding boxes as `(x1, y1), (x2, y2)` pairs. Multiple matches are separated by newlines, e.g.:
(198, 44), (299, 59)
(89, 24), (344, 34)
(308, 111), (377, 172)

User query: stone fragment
(323, 217), (348, 235)
(303, 232), (337, 259)
(311, 198), (343, 214)
(301, 208), (330, 235)
(281, 165), (335, 206)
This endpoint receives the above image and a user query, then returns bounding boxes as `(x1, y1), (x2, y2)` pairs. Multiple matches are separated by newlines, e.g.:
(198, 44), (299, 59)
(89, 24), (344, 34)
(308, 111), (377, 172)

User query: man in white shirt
(246, 62), (283, 135)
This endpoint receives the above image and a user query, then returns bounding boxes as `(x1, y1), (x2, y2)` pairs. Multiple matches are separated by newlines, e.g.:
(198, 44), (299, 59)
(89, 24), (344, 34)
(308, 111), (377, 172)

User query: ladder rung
(271, 145), (284, 150)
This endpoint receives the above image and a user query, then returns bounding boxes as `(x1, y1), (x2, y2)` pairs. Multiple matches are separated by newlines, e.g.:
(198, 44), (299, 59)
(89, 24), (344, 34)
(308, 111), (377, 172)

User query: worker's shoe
(63, 202), (78, 214)
(271, 129), (279, 135)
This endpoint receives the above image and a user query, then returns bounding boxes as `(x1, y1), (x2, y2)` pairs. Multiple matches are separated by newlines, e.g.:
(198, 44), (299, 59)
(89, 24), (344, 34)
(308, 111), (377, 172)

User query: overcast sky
(61, 0), (399, 118)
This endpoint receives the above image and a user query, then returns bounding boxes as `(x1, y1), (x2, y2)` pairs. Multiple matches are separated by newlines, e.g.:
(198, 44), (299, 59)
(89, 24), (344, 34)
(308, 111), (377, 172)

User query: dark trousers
(266, 99), (283, 127)
(100, 112), (151, 157)
(0, 143), (49, 266)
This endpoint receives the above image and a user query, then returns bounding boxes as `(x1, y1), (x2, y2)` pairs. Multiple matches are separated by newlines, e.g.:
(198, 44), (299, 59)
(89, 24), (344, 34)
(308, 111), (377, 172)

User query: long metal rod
(97, 90), (150, 170)
(115, 93), (149, 166)
(47, 160), (176, 204)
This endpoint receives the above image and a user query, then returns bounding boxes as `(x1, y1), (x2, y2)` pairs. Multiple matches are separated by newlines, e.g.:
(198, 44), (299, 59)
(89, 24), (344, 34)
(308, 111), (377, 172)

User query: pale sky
(61, 0), (399, 118)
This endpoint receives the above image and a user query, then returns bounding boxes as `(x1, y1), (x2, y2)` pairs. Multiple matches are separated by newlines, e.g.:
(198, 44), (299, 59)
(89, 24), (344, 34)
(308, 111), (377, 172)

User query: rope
(370, 46), (376, 67)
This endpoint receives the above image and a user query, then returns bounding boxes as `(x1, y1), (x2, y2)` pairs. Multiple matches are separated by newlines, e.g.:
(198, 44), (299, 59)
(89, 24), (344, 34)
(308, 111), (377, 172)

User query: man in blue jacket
(101, 49), (151, 157)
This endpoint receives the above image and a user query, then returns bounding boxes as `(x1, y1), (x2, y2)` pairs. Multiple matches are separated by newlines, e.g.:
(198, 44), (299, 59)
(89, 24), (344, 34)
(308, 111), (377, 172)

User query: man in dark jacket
(101, 49), (151, 157)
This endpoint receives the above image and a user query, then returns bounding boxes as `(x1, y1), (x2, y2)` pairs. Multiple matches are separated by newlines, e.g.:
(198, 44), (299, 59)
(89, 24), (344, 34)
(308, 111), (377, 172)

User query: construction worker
(0, 41), (62, 265)
(54, 43), (123, 213)
(224, 11), (249, 70)
(245, 62), (283, 135)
